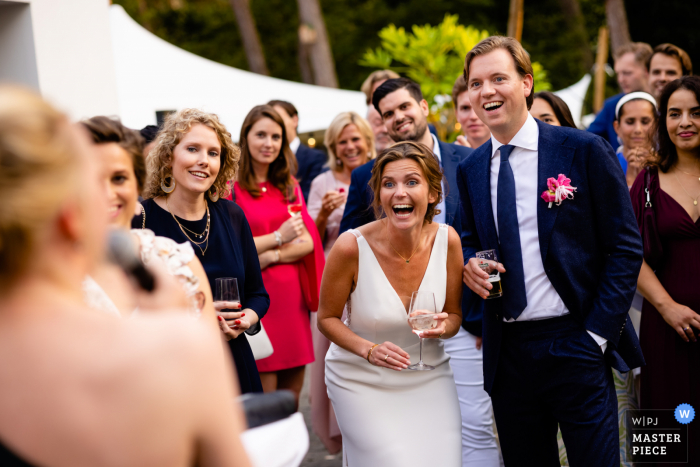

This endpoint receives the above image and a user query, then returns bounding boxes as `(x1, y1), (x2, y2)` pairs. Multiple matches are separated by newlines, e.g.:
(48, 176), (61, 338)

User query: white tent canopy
(552, 74), (591, 129)
(109, 5), (366, 137)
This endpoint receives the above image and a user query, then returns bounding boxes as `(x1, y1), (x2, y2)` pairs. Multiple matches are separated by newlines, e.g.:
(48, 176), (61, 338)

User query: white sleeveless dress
(325, 224), (461, 467)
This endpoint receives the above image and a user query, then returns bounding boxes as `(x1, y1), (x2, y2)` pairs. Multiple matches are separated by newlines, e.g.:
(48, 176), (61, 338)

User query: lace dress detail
(82, 276), (121, 317)
(131, 229), (199, 297)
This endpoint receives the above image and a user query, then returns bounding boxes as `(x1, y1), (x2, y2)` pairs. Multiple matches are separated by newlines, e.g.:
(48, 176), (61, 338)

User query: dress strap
(348, 228), (362, 239)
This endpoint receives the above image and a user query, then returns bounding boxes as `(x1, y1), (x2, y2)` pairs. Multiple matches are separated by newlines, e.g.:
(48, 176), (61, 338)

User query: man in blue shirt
(587, 42), (652, 149)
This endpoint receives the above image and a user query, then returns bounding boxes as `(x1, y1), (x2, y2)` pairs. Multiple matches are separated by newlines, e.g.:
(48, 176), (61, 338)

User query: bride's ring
(384, 354), (389, 362)
(684, 327), (690, 331)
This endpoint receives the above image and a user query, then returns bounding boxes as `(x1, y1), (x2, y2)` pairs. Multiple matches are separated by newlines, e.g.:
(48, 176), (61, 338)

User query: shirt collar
(490, 113), (539, 159)
(430, 133), (442, 162)
(290, 136), (301, 154)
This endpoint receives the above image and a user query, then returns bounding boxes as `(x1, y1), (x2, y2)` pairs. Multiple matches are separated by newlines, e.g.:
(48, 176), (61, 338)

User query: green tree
(359, 14), (551, 140)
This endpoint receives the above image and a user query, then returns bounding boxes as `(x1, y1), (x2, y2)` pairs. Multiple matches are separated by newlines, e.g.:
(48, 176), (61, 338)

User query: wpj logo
(624, 405), (694, 463)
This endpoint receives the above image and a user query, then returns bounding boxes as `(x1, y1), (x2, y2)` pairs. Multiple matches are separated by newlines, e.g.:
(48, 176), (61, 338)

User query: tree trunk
(228, 0), (269, 76)
(558, 0), (594, 71)
(593, 26), (610, 113)
(296, 0), (338, 88)
(298, 31), (314, 84)
(605, 0), (631, 56)
(507, 0), (524, 42)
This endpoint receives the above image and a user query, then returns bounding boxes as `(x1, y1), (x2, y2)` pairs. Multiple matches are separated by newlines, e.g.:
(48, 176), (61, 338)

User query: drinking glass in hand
(407, 291), (437, 371)
(476, 249), (502, 299)
(215, 277), (240, 309)
(286, 185), (303, 217)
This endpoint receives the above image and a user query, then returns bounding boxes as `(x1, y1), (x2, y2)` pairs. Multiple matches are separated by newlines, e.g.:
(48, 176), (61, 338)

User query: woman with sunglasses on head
(229, 105), (324, 408)
(138, 109), (270, 394)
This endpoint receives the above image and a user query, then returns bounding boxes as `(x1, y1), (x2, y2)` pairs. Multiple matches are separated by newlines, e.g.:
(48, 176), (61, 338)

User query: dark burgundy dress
(631, 168), (700, 465)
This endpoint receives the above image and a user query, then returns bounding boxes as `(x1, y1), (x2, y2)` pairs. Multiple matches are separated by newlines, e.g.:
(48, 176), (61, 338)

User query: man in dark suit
(339, 78), (473, 232)
(458, 36), (644, 466)
(268, 100), (327, 201)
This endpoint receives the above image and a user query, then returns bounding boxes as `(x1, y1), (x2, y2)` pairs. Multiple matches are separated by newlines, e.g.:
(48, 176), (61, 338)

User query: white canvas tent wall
(109, 4), (366, 137)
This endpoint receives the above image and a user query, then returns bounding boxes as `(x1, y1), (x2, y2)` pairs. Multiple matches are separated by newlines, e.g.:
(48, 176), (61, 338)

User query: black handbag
(642, 168), (663, 269)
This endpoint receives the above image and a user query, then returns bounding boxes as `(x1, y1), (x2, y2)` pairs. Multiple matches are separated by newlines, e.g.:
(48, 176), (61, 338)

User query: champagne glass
(215, 277), (240, 309)
(407, 291), (437, 371)
(286, 185), (303, 217)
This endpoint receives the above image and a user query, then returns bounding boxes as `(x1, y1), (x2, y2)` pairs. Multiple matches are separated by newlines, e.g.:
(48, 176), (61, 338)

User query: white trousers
(443, 327), (503, 467)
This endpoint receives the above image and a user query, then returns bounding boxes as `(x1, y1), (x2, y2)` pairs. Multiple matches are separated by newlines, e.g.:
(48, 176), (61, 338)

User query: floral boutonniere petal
(541, 174), (577, 208)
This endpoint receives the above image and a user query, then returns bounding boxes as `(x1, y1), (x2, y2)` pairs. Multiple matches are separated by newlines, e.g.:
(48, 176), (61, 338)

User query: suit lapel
(466, 142), (499, 252)
(536, 121), (576, 262)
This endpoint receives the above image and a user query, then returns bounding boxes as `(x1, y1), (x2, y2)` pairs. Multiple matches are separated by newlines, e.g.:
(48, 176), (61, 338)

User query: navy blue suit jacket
(587, 93), (623, 149)
(295, 144), (327, 202)
(339, 140), (484, 336)
(456, 120), (645, 394)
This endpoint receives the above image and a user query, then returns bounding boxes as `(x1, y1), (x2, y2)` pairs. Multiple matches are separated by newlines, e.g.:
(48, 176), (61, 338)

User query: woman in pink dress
(229, 105), (324, 407)
(306, 111), (375, 453)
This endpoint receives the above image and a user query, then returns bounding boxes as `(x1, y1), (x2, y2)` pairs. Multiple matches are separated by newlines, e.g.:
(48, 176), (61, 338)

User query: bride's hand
(417, 312), (450, 339)
(369, 342), (411, 371)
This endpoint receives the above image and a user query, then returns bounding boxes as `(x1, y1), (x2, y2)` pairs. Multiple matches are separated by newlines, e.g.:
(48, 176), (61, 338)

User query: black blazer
(295, 144), (327, 202)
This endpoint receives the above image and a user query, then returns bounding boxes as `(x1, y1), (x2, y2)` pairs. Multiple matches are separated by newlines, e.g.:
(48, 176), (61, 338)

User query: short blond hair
(144, 109), (239, 200)
(324, 112), (376, 172)
(361, 70), (401, 105)
(0, 86), (80, 291)
(369, 141), (443, 223)
(465, 35), (535, 109)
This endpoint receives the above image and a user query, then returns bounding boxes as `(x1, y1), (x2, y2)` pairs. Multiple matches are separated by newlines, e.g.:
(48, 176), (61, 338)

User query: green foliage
(359, 14), (551, 140)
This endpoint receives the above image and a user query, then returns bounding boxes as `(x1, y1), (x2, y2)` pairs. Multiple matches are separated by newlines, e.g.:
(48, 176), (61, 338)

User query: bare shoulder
(446, 224), (462, 248)
(327, 230), (360, 263)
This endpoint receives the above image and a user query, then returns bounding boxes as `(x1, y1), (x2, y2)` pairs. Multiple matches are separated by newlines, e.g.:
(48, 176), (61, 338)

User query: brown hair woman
(229, 105), (324, 407)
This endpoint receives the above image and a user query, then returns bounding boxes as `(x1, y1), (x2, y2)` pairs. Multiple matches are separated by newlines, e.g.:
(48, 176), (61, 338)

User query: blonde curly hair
(144, 109), (239, 200)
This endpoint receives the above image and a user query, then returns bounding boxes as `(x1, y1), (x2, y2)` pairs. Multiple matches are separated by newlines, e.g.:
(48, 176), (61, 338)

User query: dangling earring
(336, 158), (343, 167)
(208, 186), (219, 202)
(161, 175), (176, 194)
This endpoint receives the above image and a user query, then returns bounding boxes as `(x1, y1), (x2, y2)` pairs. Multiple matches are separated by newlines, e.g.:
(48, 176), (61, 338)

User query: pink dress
(232, 181), (324, 373)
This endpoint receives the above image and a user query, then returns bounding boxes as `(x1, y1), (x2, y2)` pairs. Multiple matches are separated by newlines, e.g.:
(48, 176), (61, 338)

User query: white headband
(615, 92), (657, 120)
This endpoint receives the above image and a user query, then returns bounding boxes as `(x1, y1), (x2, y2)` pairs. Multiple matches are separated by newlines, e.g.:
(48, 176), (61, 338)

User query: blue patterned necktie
(496, 145), (527, 319)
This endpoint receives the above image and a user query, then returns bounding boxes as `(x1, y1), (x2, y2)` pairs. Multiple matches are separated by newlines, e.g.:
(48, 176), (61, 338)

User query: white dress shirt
(431, 134), (446, 225)
(489, 115), (607, 350)
(290, 136), (301, 155)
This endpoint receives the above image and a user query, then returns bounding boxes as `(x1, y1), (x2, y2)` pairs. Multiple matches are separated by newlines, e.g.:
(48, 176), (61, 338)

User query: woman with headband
(613, 92), (658, 188)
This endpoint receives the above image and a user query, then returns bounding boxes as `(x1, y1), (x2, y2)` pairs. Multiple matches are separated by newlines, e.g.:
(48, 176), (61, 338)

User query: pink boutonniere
(541, 174), (577, 208)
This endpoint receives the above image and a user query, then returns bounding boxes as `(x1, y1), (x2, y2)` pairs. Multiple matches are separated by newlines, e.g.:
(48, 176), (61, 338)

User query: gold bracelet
(366, 343), (379, 363)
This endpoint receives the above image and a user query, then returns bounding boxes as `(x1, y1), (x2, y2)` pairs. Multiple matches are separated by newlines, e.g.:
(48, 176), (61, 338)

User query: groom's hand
(463, 258), (506, 300)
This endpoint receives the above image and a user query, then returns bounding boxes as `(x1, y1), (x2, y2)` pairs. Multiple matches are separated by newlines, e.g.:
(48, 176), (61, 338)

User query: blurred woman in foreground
(0, 87), (249, 466)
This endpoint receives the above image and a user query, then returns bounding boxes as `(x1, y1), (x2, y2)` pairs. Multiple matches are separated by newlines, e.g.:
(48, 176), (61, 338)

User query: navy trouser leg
(490, 316), (619, 467)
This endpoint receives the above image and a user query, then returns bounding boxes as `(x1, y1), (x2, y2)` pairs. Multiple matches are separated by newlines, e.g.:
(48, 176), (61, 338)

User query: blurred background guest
(232, 105), (324, 408)
(367, 105), (393, 152)
(647, 43), (693, 101)
(360, 69), (401, 106)
(613, 92), (658, 187)
(588, 42), (653, 148)
(306, 111), (375, 453)
(140, 124), (160, 158)
(452, 75), (491, 148)
(139, 108), (270, 394)
(268, 100), (327, 202)
(0, 86), (250, 467)
(530, 92), (577, 128)
(631, 76), (700, 464)
(82, 116), (214, 318)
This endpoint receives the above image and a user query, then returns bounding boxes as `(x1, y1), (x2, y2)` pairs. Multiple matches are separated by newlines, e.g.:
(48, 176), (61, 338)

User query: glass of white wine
(407, 291), (437, 371)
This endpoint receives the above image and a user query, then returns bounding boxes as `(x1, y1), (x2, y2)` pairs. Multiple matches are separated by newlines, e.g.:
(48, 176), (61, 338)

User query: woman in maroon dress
(631, 76), (700, 465)
(230, 105), (324, 407)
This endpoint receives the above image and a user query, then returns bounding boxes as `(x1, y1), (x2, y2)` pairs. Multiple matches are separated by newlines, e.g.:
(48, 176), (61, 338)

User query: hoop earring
(161, 175), (176, 194)
(208, 186), (219, 202)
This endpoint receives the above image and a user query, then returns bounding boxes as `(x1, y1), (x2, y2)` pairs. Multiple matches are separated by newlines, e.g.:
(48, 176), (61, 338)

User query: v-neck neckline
(354, 226), (441, 315)
(658, 186), (700, 226)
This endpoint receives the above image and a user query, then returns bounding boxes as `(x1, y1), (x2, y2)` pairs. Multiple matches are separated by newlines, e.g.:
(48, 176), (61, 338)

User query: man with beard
(340, 78), (473, 231)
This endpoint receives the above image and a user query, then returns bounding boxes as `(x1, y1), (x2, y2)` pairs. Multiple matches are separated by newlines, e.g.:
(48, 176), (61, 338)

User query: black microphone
(107, 230), (155, 292)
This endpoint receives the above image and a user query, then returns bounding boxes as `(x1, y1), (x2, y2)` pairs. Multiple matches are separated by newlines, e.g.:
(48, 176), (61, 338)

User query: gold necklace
(385, 221), (422, 264)
(673, 173), (700, 206)
(677, 167), (700, 182)
(165, 196), (211, 255)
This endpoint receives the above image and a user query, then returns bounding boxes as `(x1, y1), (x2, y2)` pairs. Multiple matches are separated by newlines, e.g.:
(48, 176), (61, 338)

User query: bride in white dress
(318, 141), (463, 467)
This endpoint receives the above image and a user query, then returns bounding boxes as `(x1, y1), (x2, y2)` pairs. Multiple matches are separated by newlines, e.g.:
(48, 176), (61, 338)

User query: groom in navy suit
(457, 36), (644, 466)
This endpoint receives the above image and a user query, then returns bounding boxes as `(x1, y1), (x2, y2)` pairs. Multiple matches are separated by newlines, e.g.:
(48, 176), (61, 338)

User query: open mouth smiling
(392, 204), (414, 218)
(483, 101), (504, 112)
(189, 171), (209, 179)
